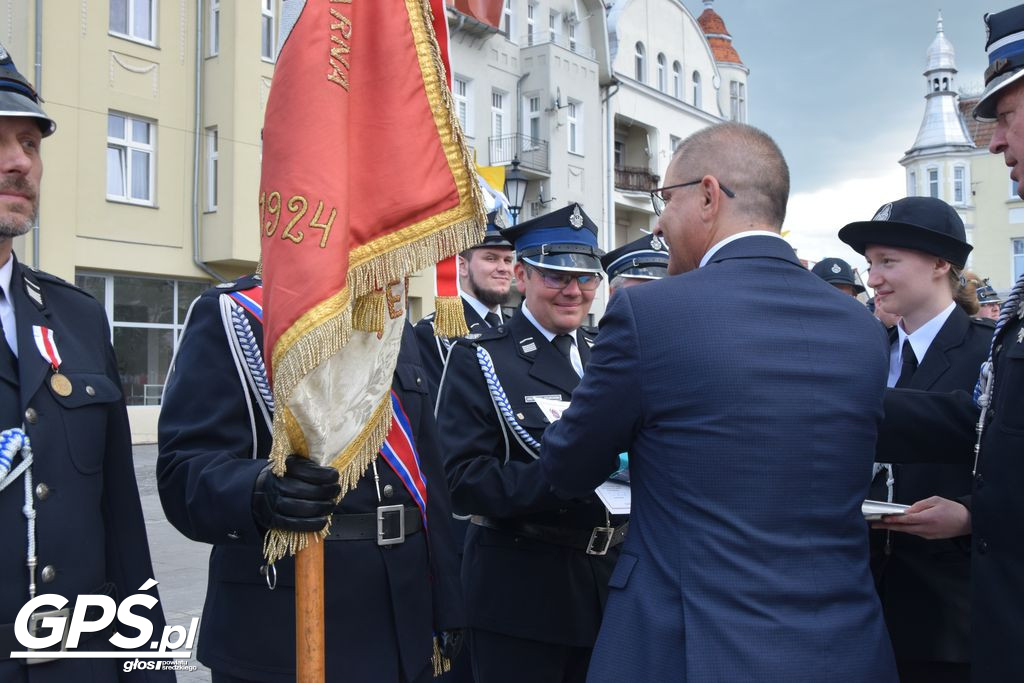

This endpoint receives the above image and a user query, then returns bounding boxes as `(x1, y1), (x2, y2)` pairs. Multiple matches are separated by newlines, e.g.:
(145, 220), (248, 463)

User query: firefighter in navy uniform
(436, 204), (626, 683)
(601, 233), (670, 298)
(157, 276), (464, 683)
(413, 208), (515, 403)
(0, 47), (169, 681)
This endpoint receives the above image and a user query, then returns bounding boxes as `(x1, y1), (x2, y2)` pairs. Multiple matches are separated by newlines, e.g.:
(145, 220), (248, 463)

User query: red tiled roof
(959, 96), (995, 148)
(697, 8), (743, 65)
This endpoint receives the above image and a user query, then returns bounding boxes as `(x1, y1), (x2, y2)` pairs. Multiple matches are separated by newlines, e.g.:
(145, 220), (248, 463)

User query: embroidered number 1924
(259, 191), (337, 249)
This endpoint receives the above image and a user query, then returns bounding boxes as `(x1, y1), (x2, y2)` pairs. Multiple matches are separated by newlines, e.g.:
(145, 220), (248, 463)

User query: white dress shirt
(461, 292), (502, 327)
(0, 255), (17, 357)
(886, 301), (956, 388)
(521, 302), (583, 377)
(699, 230), (787, 269)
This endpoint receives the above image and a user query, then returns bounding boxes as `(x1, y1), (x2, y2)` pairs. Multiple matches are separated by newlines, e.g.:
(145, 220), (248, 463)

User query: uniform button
(382, 484), (394, 498)
(978, 539), (989, 554)
(40, 565), (56, 583)
(35, 483), (50, 500)
(227, 531), (240, 540)
(85, 385), (95, 397)
(24, 407), (37, 424)
(415, 377), (422, 386)
(975, 473), (984, 489)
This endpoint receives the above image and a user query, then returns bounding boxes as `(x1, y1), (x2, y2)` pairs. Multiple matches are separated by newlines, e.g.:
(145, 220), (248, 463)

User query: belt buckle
(24, 606), (71, 665)
(377, 504), (405, 546)
(587, 526), (614, 556)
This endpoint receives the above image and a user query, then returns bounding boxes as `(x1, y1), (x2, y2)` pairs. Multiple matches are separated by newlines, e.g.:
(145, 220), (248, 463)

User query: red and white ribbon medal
(33, 326), (72, 397)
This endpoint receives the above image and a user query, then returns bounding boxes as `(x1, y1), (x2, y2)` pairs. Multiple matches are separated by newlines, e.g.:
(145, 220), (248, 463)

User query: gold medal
(50, 372), (72, 397)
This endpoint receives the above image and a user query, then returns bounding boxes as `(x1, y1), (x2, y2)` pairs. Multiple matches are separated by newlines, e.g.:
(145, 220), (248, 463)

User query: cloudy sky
(680, 0), (1020, 271)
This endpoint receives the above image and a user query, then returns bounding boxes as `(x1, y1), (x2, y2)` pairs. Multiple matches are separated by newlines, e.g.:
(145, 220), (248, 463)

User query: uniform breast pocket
(51, 372), (123, 475)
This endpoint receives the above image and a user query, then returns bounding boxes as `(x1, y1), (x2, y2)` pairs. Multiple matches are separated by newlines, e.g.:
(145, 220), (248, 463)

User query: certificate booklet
(596, 480), (631, 515)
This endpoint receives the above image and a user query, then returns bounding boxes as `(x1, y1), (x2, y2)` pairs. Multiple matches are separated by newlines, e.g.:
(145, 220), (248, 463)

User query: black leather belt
(470, 515), (628, 556)
(326, 506), (422, 546)
(0, 582), (117, 663)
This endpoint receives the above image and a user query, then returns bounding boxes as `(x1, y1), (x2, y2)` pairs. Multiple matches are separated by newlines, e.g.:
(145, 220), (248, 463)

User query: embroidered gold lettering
(386, 281), (405, 320)
(327, 5), (353, 90)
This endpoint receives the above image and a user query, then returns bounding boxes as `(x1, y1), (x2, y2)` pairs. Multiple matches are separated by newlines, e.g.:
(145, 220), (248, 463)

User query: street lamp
(503, 158), (529, 225)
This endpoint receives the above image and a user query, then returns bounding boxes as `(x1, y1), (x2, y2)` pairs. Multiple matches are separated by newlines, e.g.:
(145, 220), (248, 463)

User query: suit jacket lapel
(0, 325), (16, 388)
(510, 313), (580, 396)
(577, 328), (594, 368)
(461, 297), (488, 332)
(11, 258), (52, 409)
(908, 307), (966, 390)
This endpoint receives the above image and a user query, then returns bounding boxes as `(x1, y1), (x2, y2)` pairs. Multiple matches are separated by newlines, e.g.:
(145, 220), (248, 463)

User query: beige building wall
(970, 149), (1024, 290)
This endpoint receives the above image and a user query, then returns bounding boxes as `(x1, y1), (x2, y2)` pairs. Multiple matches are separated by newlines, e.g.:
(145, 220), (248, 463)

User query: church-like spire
(906, 11), (973, 155)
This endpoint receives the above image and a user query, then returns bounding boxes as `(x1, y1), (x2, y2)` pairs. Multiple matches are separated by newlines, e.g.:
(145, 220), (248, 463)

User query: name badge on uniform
(32, 326), (72, 397)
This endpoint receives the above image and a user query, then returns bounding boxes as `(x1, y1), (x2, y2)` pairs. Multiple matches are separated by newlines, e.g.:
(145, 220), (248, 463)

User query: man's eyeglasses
(526, 265), (603, 291)
(650, 179), (736, 216)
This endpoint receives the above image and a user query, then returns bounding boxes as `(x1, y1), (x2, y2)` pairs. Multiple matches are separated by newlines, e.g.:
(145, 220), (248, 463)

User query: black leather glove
(439, 629), (464, 661)
(252, 455), (341, 532)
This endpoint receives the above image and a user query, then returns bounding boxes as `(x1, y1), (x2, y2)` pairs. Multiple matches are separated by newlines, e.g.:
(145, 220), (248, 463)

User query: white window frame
(208, 0), (220, 56)
(524, 94), (541, 147)
(549, 10), (561, 43)
(567, 100), (583, 155)
(205, 126), (218, 212)
(109, 0), (156, 46)
(656, 54), (667, 93)
(491, 90), (506, 140)
(729, 81), (746, 122)
(953, 165), (966, 205)
(526, 2), (535, 45)
(635, 42), (646, 83)
(670, 135), (681, 154)
(692, 71), (702, 108)
(1012, 178), (1021, 199)
(928, 167), (940, 199)
(502, 0), (514, 41)
(672, 61), (682, 99)
(908, 170), (917, 197)
(107, 112), (156, 207)
(568, 22), (577, 53)
(261, 0), (276, 62)
(1014, 238), (1024, 282)
(454, 76), (473, 137)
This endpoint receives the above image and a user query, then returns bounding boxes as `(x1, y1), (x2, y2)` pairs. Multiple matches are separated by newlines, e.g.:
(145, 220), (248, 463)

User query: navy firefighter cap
(471, 209), (514, 250)
(499, 203), (603, 273)
(811, 257), (865, 294)
(975, 4), (1024, 121)
(601, 234), (669, 281)
(0, 44), (54, 137)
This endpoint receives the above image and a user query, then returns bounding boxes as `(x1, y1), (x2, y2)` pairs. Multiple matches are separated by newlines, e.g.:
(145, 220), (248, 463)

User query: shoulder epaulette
(580, 323), (598, 336)
(205, 274), (261, 298)
(972, 316), (997, 329)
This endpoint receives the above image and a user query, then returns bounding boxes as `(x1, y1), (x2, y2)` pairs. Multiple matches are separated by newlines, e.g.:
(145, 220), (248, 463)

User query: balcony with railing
(489, 134), (550, 174)
(615, 166), (660, 192)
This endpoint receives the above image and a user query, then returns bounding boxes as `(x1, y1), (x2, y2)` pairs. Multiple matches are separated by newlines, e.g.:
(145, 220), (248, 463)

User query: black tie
(484, 311), (502, 328)
(896, 338), (918, 388)
(0, 292), (17, 375)
(552, 334), (574, 360)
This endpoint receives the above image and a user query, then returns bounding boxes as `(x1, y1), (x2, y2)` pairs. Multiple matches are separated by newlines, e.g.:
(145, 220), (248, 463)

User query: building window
(635, 42), (646, 82)
(502, 0), (513, 40)
(525, 95), (541, 143)
(670, 135), (681, 153)
(549, 10), (561, 42)
(656, 53), (667, 92)
(454, 76), (472, 137)
(526, 2), (535, 45)
(908, 170), (916, 196)
(205, 127), (218, 212)
(928, 168), (939, 198)
(107, 112), (155, 206)
(568, 21), (577, 52)
(692, 71), (702, 108)
(613, 139), (624, 168)
(953, 166), (966, 205)
(261, 0), (276, 61)
(74, 273), (210, 406)
(491, 91), (505, 139)
(208, 0), (219, 55)
(729, 81), (746, 122)
(1012, 178), (1021, 199)
(672, 61), (682, 99)
(109, 0), (155, 44)
(1015, 239), (1024, 281)
(567, 100), (582, 154)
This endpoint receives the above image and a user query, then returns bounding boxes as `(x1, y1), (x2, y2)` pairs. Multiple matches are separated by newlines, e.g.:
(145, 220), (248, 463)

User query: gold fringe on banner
(433, 296), (470, 338)
(261, 0), (486, 566)
(352, 290), (387, 334)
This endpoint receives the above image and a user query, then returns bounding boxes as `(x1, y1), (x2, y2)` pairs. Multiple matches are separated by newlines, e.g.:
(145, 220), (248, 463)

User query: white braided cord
(475, 345), (542, 451)
(230, 304), (275, 413)
(0, 428), (37, 599)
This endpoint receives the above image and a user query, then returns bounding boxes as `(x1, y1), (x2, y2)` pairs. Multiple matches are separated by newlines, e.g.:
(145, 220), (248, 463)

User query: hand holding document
(862, 499), (910, 521)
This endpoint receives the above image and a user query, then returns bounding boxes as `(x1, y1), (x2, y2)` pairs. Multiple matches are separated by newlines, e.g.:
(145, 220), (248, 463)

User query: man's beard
(0, 178), (37, 238)
(467, 271), (511, 309)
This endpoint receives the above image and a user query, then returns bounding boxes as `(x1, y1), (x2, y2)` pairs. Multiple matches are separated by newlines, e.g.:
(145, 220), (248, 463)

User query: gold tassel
(432, 636), (451, 678)
(352, 290), (387, 334)
(433, 295), (470, 338)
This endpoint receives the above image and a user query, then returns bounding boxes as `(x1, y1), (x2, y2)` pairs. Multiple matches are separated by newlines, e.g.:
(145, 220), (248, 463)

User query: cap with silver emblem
(974, 5), (1024, 121)
(600, 234), (670, 281)
(0, 43), (55, 137)
(499, 203), (603, 273)
(810, 257), (865, 294)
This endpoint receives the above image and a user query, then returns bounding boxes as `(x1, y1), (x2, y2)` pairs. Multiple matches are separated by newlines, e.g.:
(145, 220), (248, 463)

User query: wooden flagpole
(295, 539), (325, 682)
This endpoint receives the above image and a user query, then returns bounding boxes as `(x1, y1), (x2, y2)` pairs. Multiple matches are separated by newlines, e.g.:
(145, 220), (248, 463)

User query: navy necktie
(552, 334), (574, 361)
(895, 338), (918, 388)
(484, 311), (502, 328)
